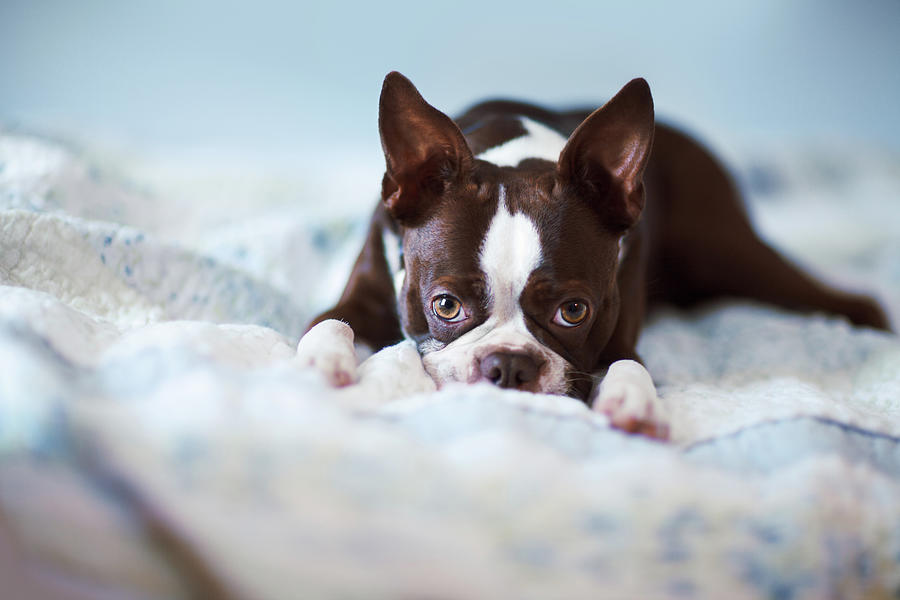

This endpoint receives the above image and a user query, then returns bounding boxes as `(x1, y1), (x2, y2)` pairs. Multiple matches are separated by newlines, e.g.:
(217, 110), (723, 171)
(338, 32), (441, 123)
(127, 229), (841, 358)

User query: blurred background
(4, 5), (900, 597)
(2, 0), (899, 163)
(3, 0), (898, 307)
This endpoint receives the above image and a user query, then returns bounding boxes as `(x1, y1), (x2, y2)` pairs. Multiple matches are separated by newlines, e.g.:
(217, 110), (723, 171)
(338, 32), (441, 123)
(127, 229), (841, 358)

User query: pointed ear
(379, 71), (473, 223)
(557, 78), (655, 230)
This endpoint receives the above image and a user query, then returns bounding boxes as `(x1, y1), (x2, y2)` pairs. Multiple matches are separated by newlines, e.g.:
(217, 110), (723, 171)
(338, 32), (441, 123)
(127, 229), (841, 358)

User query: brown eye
(554, 301), (589, 327)
(432, 294), (465, 322)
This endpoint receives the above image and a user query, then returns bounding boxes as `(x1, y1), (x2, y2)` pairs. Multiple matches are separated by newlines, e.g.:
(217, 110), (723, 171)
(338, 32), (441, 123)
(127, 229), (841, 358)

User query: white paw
(295, 320), (358, 387)
(591, 360), (669, 439)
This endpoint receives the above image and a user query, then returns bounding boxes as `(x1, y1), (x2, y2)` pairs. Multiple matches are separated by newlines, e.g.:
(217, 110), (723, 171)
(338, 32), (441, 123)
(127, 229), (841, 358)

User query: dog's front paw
(295, 319), (358, 387)
(839, 293), (891, 331)
(591, 360), (669, 440)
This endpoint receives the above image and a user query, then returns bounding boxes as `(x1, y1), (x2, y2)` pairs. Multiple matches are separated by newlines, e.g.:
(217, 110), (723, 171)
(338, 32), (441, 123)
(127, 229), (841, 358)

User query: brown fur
(309, 72), (890, 401)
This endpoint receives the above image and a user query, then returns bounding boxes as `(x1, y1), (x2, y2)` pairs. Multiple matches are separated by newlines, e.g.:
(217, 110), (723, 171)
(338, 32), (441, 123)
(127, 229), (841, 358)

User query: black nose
(479, 352), (541, 389)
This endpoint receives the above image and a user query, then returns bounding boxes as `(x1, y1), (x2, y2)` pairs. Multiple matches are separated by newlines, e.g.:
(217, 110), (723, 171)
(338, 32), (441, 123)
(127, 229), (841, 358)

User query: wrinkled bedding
(1, 131), (899, 599)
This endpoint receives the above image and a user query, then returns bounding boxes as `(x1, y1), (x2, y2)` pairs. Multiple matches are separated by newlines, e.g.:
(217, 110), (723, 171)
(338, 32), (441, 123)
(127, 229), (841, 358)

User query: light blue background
(2, 0), (899, 157)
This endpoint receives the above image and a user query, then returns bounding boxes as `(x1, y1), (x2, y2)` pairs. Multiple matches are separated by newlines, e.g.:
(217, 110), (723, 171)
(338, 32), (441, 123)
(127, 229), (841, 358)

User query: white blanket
(1, 132), (899, 599)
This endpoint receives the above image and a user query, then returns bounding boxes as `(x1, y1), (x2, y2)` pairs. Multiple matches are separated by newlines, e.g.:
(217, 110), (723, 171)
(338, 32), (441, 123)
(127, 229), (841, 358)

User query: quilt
(1, 131), (899, 599)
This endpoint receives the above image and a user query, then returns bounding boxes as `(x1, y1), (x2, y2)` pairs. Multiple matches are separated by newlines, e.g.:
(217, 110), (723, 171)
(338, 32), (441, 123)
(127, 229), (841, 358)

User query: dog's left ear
(379, 71), (473, 223)
(557, 78), (654, 231)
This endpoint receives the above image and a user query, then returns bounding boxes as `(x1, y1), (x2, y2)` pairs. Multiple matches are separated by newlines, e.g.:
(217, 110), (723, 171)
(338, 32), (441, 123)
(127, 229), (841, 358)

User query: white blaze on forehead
(479, 185), (542, 319)
(477, 117), (568, 167)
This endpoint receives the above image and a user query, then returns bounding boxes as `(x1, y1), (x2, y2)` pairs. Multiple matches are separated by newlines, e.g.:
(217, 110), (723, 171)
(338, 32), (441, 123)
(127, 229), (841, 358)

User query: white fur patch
(393, 269), (406, 305)
(476, 118), (568, 167)
(382, 227), (402, 275)
(479, 185), (542, 318)
(382, 225), (407, 308)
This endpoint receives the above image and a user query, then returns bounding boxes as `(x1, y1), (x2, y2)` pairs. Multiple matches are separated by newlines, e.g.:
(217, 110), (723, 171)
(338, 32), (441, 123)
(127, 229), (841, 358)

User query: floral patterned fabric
(1, 132), (899, 599)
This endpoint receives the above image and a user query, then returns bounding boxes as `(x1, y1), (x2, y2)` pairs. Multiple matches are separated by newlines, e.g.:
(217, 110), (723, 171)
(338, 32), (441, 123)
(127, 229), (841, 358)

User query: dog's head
(379, 72), (654, 399)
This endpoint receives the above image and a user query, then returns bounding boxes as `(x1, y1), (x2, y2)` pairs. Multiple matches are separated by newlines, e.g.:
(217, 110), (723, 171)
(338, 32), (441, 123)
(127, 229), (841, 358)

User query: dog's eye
(432, 294), (465, 322)
(554, 301), (589, 327)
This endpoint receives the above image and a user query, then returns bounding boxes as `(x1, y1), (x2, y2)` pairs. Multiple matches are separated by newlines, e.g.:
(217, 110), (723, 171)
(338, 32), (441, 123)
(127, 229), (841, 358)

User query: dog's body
(301, 72), (889, 438)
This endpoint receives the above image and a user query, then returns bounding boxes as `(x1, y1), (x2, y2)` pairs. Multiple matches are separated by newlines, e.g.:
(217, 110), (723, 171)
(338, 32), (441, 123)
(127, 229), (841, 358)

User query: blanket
(1, 131), (899, 599)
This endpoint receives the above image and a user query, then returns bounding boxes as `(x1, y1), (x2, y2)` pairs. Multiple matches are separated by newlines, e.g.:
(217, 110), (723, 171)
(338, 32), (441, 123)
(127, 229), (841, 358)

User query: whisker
(564, 368), (597, 398)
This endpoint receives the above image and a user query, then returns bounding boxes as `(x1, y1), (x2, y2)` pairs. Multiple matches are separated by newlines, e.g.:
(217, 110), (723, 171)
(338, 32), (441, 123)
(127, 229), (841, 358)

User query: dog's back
(453, 100), (890, 332)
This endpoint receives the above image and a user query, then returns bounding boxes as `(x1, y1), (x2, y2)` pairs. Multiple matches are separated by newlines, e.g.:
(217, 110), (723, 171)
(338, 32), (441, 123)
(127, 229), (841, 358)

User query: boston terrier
(298, 71), (889, 438)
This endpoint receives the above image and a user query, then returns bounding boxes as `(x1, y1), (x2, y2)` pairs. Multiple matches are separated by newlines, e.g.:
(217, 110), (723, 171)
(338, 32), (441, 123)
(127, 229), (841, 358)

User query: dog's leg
(307, 203), (404, 350)
(650, 125), (890, 331)
(591, 359), (669, 440)
(586, 225), (670, 441)
(295, 319), (358, 386)
(681, 232), (890, 330)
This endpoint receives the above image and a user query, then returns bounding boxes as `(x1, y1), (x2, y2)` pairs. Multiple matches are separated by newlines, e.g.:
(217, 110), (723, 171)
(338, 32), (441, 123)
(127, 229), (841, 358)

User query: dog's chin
(566, 376), (594, 404)
(425, 368), (592, 404)
(429, 372), (571, 396)
(416, 325), (585, 399)
(421, 352), (586, 399)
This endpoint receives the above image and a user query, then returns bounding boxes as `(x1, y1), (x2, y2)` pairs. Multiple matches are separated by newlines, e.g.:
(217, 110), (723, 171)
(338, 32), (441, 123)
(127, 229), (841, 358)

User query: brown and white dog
(299, 71), (889, 438)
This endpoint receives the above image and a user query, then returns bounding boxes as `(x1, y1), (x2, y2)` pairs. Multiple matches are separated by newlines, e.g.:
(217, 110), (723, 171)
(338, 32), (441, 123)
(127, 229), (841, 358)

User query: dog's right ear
(379, 72), (473, 223)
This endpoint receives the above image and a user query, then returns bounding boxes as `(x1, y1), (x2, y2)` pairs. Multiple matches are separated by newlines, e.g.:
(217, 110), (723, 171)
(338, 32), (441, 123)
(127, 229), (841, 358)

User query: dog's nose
(479, 352), (541, 389)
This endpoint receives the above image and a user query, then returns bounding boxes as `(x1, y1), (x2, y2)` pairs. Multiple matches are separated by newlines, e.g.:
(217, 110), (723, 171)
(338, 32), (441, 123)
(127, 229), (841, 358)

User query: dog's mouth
(419, 341), (588, 400)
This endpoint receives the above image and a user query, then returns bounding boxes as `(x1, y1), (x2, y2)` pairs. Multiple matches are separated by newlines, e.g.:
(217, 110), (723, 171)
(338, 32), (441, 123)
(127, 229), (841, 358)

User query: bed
(1, 130), (899, 599)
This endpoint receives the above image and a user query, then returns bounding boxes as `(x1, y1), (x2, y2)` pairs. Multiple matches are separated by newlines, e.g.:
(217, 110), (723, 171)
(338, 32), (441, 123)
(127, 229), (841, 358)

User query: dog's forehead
(478, 184), (543, 313)
(403, 183), (495, 280)
(405, 167), (616, 286)
(404, 110), (615, 286)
